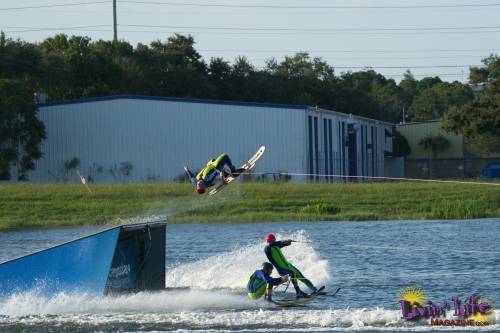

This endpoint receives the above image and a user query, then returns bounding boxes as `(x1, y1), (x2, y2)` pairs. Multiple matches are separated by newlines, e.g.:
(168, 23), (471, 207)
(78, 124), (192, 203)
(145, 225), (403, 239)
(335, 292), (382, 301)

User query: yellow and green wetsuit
(264, 241), (316, 292)
(246, 269), (282, 299)
(185, 154), (243, 187)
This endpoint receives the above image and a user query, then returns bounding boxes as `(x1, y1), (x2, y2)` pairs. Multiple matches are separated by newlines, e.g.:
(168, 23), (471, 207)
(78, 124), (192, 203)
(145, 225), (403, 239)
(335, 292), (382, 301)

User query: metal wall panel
(30, 98), (306, 182)
(28, 97), (393, 182)
(306, 108), (393, 180)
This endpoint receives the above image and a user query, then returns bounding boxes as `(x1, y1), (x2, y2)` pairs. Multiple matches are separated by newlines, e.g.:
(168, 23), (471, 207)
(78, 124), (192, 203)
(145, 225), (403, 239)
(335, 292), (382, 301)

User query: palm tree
(419, 134), (450, 178)
(419, 134), (450, 158)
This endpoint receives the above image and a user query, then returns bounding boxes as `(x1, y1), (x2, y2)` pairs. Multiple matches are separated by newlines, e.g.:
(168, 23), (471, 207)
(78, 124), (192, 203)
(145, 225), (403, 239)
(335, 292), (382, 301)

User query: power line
(120, 1), (500, 10)
(9, 25), (500, 36)
(115, 24), (500, 36)
(0, 1), (108, 11)
(198, 48), (500, 53)
(3, 25), (111, 33)
(118, 23), (500, 32)
(116, 29), (500, 36)
(251, 65), (474, 70)
(387, 74), (465, 77)
(2, 25), (110, 29)
(324, 65), (475, 69)
(246, 55), (486, 61)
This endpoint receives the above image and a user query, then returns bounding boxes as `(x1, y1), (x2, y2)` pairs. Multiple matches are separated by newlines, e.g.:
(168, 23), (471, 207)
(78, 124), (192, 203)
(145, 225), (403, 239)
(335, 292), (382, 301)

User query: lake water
(1, 219), (499, 332)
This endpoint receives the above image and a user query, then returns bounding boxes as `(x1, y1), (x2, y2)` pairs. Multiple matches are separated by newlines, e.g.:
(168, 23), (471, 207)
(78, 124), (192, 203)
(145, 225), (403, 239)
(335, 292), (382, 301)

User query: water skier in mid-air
(183, 153), (244, 194)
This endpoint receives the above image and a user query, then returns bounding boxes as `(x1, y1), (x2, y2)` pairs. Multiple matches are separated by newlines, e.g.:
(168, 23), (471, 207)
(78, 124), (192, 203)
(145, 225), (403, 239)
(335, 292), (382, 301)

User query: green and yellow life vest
(196, 154), (226, 181)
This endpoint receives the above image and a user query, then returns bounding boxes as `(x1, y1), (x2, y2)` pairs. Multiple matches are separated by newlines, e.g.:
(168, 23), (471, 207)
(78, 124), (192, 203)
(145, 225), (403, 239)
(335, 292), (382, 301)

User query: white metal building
(27, 95), (393, 182)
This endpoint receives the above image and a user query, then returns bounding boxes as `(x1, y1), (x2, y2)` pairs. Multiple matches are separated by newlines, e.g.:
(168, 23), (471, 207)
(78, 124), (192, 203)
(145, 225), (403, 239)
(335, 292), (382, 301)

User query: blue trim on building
(371, 126), (375, 176)
(362, 125), (365, 177)
(308, 116), (313, 179)
(38, 94), (308, 110)
(323, 118), (328, 176)
(314, 116), (319, 180)
(341, 122), (346, 176)
(375, 127), (378, 176)
(338, 121), (341, 176)
(328, 119), (333, 178)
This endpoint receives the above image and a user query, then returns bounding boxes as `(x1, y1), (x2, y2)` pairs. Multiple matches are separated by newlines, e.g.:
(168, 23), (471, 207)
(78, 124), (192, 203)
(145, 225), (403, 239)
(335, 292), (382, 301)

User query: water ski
(314, 286), (326, 294)
(208, 146), (266, 196)
(321, 287), (341, 297)
(271, 293), (321, 307)
(271, 286), (329, 308)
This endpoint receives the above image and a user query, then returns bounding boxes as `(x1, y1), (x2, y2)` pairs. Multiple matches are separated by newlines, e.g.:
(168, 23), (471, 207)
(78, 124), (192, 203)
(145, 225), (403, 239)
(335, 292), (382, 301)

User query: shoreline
(3, 217), (500, 233)
(1, 181), (499, 230)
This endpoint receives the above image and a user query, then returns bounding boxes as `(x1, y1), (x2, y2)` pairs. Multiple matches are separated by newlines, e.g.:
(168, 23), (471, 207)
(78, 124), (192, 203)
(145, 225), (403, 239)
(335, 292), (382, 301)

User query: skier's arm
(275, 240), (292, 248)
(204, 170), (218, 187)
(257, 270), (285, 287)
(183, 165), (197, 185)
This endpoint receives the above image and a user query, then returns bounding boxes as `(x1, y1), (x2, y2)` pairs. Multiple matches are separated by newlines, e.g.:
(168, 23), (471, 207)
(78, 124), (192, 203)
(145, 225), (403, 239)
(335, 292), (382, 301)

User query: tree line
(0, 32), (498, 179)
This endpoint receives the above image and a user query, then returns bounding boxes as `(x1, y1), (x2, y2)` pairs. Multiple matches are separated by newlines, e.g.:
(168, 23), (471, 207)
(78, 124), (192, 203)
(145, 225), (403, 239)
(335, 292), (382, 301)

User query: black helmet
(262, 262), (273, 272)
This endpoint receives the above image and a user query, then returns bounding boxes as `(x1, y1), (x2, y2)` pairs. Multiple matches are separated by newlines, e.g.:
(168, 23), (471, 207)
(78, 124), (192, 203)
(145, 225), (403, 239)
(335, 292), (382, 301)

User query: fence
(405, 158), (500, 179)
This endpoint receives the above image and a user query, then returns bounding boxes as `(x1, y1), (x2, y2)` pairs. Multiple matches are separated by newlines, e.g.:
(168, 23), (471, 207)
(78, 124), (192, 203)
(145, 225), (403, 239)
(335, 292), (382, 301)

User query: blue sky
(1, 0), (499, 82)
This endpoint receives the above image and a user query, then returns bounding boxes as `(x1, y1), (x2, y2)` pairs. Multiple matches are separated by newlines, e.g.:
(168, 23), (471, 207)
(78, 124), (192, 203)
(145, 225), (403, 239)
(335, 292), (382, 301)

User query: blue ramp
(0, 228), (119, 296)
(0, 222), (166, 297)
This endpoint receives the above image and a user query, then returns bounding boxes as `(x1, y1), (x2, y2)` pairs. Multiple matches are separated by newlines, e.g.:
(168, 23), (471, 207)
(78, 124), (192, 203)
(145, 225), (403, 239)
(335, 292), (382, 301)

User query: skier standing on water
(183, 153), (244, 194)
(246, 262), (289, 302)
(264, 233), (319, 298)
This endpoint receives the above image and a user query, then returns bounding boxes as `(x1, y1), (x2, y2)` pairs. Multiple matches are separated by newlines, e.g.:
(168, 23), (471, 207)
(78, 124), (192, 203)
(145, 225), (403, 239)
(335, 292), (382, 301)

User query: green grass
(1, 181), (499, 230)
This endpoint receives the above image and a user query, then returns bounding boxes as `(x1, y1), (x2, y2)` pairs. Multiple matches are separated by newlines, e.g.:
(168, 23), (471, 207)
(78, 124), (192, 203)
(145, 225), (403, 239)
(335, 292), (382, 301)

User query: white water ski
(208, 146), (266, 196)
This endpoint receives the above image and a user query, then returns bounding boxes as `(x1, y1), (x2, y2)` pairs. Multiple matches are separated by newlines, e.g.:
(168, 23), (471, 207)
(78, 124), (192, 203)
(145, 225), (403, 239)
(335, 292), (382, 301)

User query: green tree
(0, 32), (480, 133)
(0, 79), (46, 180)
(408, 81), (473, 121)
(399, 71), (417, 105)
(338, 70), (404, 122)
(140, 34), (213, 97)
(392, 129), (412, 157)
(442, 80), (500, 155)
(419, 134), (450, 158)
(0, 32), (41, 80)
(266, 52), (337, 106)
(419, 133), (450, 178)
(208, 57), (232, 99)
(469, 54), (500, 84)
(442, 54), (500, 155)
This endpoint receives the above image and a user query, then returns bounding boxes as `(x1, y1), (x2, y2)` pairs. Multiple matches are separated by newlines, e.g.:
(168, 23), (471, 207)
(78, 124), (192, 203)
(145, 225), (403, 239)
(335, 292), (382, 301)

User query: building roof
(312, 106), (393, 126)
(38, 94), (307, 110)
(38, 94), (393, 125)
(397, 120), (440, 127)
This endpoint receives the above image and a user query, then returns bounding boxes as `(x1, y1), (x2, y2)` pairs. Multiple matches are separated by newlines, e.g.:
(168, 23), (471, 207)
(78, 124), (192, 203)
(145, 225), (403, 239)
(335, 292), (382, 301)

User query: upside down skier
(183, 153), (244, 194)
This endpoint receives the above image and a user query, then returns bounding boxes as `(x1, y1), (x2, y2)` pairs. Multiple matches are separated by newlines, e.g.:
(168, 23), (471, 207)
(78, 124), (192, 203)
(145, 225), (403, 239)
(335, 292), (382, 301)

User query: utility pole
(113, 0), (117, 42)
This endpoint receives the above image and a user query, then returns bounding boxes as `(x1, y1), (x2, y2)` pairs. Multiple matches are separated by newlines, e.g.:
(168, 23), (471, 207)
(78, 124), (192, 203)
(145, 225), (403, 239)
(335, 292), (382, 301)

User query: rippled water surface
(1, 219), (499, 332)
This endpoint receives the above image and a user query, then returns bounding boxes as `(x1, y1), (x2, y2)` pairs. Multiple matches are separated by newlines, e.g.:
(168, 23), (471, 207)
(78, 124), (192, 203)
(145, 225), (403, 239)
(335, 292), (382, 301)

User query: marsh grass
(1, 181), (499, 229)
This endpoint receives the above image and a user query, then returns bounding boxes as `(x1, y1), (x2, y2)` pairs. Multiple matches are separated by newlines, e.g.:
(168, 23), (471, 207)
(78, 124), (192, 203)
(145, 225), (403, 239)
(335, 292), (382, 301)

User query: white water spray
(165, 230), (331, 290)
(0, 289), (251, 317)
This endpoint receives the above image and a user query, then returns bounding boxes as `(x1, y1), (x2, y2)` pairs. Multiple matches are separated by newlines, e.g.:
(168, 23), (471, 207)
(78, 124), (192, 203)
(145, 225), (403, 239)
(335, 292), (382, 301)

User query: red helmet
(265, 233), (276, 243)
(196, 181), (205, 194)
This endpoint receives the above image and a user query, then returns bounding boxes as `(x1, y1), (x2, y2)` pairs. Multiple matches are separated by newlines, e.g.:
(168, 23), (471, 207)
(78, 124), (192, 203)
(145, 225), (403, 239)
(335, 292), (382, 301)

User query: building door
(347, 124), (357, 177)
(308, 115), (320, 180)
